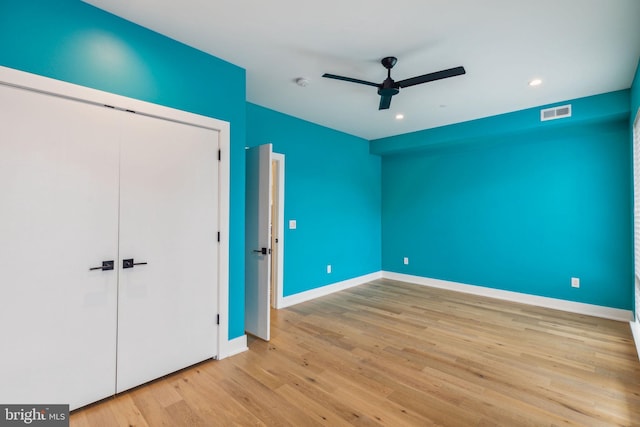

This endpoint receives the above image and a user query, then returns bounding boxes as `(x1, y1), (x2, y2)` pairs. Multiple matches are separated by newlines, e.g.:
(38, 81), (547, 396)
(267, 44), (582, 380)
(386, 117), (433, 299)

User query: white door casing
(270, 159), (279, 308)
(271, 153), (285, 309)
(245, 144), (272, 341)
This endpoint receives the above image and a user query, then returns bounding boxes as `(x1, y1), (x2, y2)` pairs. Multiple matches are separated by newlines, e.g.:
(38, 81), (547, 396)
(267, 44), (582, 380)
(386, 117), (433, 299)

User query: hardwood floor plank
(319, 369), (434, 426)
(129, 389), (175, 427)
(274, 383), (358, 426)
(107, 394), (151, 427)
(71, 278), (640, 426)
(171, 366), (264, 426)
(147, 378), (183, 408)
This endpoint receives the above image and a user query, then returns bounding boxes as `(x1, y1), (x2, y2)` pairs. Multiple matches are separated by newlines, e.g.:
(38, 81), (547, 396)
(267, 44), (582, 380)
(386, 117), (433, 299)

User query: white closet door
(116, 113), (219, 393)
(0, 85), (120, 409)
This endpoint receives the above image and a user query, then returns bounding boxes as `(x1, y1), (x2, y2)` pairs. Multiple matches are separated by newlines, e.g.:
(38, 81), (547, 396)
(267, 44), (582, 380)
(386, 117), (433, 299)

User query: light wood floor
(71, 279), (640, 426)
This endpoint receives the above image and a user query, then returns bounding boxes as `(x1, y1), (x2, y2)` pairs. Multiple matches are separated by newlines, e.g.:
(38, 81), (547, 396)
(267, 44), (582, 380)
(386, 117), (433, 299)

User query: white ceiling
(83, 0), (640, 140)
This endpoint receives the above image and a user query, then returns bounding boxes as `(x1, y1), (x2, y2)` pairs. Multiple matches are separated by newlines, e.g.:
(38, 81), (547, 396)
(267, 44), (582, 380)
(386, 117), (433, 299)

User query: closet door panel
(116, 113), (219, 392)
(0, 85), (120, 409)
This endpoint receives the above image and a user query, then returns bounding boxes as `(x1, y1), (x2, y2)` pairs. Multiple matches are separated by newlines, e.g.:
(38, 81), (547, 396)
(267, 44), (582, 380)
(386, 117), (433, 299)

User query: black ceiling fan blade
(322, 73), (380, 88)
(379, 94), (393, 110)
(397, 66), (466, 88)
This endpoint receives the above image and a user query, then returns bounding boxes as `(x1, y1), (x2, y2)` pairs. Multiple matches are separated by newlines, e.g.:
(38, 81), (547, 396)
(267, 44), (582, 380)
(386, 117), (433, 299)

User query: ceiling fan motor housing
(378, 81), (400, 96)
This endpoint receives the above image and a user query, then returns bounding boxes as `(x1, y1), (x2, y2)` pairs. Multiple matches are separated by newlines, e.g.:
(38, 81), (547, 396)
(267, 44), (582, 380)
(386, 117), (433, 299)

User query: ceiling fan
(322, 57), (466, 110)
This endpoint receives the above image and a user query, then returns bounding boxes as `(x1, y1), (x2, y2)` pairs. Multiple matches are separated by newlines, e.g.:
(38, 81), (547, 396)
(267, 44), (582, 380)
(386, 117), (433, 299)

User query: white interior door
(245, 144), (272, 341)
(0, 84), (120, 409)
(116, 113), (219, 393)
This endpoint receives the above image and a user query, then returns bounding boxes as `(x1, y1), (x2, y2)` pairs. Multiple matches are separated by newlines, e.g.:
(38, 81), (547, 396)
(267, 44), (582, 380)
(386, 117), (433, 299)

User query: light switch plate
(289, 219), (296, 229)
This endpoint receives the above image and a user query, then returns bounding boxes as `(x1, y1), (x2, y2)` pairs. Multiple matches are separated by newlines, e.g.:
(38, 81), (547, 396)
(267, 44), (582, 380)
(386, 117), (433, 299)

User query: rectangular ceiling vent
(540, 104), (572, 121)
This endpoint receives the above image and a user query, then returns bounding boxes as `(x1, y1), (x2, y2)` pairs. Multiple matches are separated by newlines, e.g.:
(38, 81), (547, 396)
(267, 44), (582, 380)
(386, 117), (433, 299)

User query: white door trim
(0, 65), (232, 359)
(272, 152), (286, 309)
(631, 106), (640, 361)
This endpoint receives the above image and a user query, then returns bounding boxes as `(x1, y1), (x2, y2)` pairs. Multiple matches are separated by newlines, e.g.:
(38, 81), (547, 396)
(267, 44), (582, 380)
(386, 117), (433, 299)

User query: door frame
(271, 152), (285, 309)
(633, 109), (640, 324)
(0, 65), (234, 359)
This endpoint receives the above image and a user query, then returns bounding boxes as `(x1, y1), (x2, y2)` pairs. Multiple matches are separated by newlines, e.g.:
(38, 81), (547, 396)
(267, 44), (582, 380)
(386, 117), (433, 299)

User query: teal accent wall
(379, 92), (632, 309)
(246, 103), (381, 296)
(0, 0), (247, 339)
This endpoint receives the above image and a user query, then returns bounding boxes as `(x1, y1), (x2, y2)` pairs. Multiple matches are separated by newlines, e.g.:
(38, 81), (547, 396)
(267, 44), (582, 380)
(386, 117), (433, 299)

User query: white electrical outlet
(403, 257), (409, 265)
(571, 277), (580, 288)
(327, 264), (331, 274)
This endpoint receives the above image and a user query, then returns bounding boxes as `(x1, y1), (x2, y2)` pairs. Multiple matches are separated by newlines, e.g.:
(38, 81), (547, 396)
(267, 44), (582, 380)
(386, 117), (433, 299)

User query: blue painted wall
(246, 103), (381, 296)
(378, 92), (632, 309)
(0, 0), (247, 339)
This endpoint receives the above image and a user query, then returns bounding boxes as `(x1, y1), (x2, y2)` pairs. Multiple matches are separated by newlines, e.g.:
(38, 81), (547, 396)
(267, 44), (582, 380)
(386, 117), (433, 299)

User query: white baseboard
(382, 271), (633, 322)
(218, 334), (248, 360)
(631, 320), (640, 362)
(280, 271), (383, 308)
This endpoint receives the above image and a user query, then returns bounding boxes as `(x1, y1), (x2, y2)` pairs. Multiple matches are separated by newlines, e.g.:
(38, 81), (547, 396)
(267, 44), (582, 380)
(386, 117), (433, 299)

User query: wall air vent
(540, 104), (572, 121)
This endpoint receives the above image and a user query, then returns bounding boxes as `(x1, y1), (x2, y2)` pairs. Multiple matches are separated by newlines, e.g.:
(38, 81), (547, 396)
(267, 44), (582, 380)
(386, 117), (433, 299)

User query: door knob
(252, 247), (268, 255)
(123, 258), (148, 269)
(89, 260), (114, 271)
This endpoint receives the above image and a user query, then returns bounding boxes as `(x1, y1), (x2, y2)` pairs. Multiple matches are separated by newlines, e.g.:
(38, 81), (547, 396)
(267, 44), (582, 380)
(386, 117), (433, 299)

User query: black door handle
(253, 248), (268, 255)
(89, 260), (114, 271)
(123, 258), (148, 269)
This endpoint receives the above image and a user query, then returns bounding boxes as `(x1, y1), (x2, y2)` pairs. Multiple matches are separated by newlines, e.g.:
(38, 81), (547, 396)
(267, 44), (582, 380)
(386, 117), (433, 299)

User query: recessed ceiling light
(395, 113), (404, 120)
(529, 78), (542, 87)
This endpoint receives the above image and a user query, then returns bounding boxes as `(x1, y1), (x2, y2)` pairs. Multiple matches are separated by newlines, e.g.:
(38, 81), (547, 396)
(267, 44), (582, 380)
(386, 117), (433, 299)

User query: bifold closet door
(0, 84), (120, 409)
(116, 112), (219, 393)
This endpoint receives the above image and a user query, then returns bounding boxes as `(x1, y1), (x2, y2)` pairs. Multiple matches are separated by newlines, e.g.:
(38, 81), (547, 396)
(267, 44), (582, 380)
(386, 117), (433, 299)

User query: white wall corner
(218, 334), (248, 360)
(280, 271), (383, 308)
(381, 271), (634, 322)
